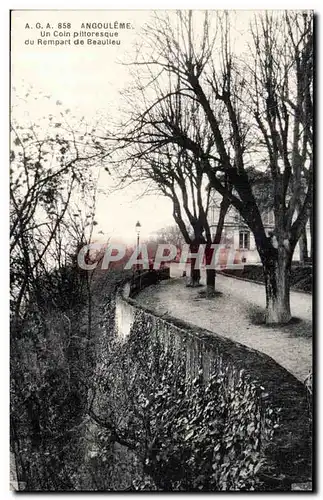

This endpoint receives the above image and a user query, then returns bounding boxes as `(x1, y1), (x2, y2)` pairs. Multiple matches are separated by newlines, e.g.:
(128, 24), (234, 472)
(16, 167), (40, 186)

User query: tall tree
(111, 93), (230, 292)
(122, 10), (313, 323)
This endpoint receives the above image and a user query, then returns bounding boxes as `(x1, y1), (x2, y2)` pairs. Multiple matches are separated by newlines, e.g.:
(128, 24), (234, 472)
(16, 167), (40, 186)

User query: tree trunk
(203, 195), (230, 296)
(188, 260), (201, 287)
(206, 268), (216, 296)
(187, 236), (203, 287)
(298, 227), (308, 264)
(310, 209), (313, 261)
(263, 248), (292, 324)
(213, 196), (230, 245)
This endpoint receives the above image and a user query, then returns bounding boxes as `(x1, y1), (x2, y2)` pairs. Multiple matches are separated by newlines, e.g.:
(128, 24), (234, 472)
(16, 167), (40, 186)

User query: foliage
(10, 89), (112, 490)
(10, 266), (91, 490)
(10, 268), (127, 491)
(10, 89), (107, 322)
(92, 312), (280, 491)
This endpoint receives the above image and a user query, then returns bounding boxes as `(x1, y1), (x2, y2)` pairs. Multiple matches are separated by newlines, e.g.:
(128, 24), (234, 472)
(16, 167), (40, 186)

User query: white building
(209, 202), (311, 264)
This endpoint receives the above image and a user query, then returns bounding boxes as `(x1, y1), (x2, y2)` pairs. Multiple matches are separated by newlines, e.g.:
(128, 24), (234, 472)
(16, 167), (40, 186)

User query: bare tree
(248, 11), (313, 316)
(152, 224), (186, 247)
(111, 86), (230, 292)
(10, 92), (107, 323)
(119, 10), (313, 323)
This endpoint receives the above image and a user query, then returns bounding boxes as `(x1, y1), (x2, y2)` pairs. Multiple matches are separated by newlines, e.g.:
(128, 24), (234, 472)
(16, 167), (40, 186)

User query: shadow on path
(136, 275), (312, 382)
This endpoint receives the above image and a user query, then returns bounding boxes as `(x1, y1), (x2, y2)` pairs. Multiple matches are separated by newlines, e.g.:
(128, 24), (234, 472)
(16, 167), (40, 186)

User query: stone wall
(114, 270), (312, 488)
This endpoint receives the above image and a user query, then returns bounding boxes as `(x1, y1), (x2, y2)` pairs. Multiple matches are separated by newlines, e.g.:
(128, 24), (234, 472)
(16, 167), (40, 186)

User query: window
(239, 231), (250, 250)
(210, 205), (216, 226)
(263, 211), (274, 225)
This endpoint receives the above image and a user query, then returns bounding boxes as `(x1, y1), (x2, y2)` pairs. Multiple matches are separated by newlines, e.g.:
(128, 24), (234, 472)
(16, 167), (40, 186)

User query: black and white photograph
(10, 9), (313, 492)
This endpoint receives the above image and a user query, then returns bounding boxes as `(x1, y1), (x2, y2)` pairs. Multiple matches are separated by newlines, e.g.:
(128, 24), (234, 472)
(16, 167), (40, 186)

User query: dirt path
(135, 270), (312, 382)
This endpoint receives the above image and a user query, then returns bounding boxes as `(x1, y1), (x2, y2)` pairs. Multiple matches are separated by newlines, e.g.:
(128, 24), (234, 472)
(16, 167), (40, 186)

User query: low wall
(114, 270), (312, 488)
(115, 268), (170, 339)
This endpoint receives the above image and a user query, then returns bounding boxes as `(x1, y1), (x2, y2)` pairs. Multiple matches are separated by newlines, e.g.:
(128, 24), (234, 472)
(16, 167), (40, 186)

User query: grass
(247, 305), (312, 338)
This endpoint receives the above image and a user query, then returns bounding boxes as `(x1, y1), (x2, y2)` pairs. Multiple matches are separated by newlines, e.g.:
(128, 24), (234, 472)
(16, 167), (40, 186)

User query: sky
(10, 9), (268, 244)
(11, 10), (176, 243)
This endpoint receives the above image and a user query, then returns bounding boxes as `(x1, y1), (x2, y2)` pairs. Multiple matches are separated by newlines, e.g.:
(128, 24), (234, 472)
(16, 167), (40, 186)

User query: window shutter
(246, 232), (250, 250)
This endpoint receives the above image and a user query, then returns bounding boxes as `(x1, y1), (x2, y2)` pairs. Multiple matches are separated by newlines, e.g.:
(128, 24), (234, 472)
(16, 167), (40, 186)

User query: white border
(3, 2), (321, 499)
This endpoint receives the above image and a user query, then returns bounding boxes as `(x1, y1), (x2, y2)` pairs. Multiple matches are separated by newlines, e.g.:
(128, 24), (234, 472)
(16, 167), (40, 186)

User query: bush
(222, 265), (312, 293)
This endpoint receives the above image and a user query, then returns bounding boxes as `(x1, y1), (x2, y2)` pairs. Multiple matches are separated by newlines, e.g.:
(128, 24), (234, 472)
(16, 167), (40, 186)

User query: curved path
(135, 267), (312, 382)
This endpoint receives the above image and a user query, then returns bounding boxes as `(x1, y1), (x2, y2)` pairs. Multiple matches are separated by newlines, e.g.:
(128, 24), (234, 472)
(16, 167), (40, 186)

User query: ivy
(94, 310), (280, 491)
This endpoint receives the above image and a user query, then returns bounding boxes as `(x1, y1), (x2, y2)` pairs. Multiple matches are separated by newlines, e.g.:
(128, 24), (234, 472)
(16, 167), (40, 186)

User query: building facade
(209, 202), (310, 264)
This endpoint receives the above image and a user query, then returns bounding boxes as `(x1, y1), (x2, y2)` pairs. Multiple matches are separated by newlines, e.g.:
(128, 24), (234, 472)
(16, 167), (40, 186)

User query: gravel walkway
(135, 267), (312, 382)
